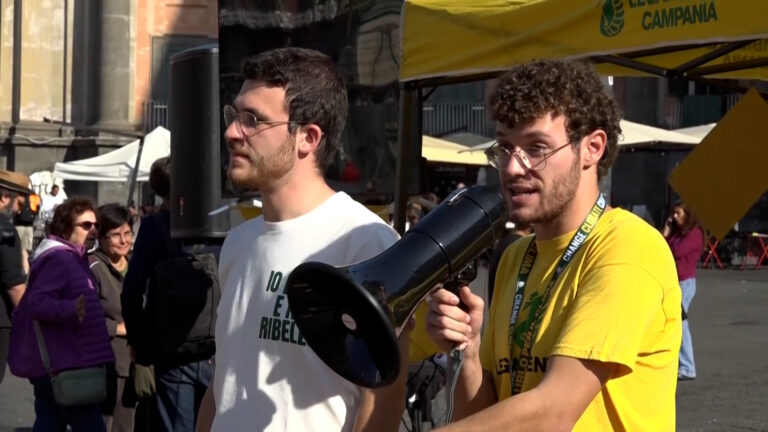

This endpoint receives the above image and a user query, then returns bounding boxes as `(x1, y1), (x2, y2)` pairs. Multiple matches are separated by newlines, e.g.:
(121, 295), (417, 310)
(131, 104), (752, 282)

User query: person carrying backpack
(14, 192), (40, 255)
(121, 157), (217, 432)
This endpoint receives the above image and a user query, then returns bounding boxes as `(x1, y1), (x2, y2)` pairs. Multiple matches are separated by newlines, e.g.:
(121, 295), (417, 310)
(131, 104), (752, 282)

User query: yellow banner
(401, 0), (768, 81)
(669, 88), (768, 240)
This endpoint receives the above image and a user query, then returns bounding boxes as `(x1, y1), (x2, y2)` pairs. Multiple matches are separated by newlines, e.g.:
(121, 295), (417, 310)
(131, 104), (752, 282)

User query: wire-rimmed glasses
(223, 104), (299, 137)
(484, 141), (573, 171)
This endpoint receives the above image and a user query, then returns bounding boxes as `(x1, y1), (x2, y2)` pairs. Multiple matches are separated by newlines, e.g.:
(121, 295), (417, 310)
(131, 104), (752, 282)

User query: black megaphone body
(285, 185), (507, 388)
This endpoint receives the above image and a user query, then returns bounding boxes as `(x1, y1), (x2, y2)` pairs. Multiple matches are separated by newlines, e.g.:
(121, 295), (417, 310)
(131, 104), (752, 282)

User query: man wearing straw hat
(0, 169), (33, 384)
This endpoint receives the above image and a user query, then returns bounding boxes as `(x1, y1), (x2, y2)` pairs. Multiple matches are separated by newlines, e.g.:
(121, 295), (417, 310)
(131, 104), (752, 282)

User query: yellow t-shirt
(408, 301), (441, 363)
(480, 208), (681, 431)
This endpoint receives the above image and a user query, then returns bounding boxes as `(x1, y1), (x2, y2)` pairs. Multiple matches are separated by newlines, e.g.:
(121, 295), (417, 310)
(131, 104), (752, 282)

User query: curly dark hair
(49, 196), (96, 239)
(489, 59), (622, 180)
(96, 203), (133, 238)
(241, 47), (348, 173)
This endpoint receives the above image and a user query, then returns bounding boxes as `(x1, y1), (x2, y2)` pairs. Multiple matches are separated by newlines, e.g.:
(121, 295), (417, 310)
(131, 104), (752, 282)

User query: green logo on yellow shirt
(514, 291), (543, 348)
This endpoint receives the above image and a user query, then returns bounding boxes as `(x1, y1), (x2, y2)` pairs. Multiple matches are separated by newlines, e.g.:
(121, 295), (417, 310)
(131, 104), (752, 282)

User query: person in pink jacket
(663, 200), (704, 381)
(9, 196), (114, 431)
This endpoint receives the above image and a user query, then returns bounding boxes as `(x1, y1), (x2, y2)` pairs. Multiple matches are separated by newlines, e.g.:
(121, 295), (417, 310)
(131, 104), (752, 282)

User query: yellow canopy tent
(421, 135), (489, 165)
(392, 0), (768, 233)
(400, 0), (768, 83)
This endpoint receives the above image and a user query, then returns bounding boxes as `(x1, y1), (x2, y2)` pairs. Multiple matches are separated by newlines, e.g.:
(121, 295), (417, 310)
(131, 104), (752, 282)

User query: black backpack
(149, 217), (221, 365)
(15, 194), (40, 226)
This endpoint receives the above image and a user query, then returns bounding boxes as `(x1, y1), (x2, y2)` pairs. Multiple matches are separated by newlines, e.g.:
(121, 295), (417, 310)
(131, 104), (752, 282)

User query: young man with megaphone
(197, 48), (409, 432)
(426, 59), (681, 431)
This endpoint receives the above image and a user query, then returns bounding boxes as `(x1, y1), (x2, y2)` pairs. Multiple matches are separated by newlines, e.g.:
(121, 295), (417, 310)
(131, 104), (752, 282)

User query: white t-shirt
(213, 192), (399, 432)
(41, 193), (65, 217)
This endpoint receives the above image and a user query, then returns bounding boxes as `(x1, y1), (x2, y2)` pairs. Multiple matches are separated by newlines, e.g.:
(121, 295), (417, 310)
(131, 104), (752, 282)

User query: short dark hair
(241, 47), (348, 172)
(96, 203), (133, 238)
(49, 196), (95, 239)
(150, 157), (171, 199)
(51, 185), (59, 191)
(489, 59), (622, 180)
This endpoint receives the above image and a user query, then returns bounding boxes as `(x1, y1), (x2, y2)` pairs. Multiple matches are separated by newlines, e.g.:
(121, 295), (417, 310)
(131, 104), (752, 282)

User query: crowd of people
(0, 48), (705, 432)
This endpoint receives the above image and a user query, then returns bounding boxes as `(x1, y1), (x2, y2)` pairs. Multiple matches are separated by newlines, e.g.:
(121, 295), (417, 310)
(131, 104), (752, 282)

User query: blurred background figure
(40, 185), (66, 221)
(405, 201), (424, 231)
(123, 156), (216, 432)
(663, 200), (704, 381)
(14, 191), (40, 258)
(0, 170), (33, 385)
(141, 202), (156, 218)
(90, 204), (137, 431)
(9, 196), (113, 431)
(128, 204), (138, 223)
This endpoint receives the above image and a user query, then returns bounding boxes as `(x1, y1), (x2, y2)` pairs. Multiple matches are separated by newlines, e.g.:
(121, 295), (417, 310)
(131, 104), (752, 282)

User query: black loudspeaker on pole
(169, 45), (228, 239)
(286, 185), (507, 388)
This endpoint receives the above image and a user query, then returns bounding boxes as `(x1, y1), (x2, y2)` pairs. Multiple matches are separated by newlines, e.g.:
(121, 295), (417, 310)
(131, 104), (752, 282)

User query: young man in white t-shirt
(197, 47), (409, 432)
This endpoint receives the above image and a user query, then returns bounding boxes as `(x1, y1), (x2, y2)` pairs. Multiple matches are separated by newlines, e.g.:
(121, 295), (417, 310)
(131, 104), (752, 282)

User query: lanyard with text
(508, 194), (606, 394)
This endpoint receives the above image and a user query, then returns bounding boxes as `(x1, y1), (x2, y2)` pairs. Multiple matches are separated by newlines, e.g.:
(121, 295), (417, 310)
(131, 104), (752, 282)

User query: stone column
(97, 0), (133, 129)
(71, 0), (134, 130)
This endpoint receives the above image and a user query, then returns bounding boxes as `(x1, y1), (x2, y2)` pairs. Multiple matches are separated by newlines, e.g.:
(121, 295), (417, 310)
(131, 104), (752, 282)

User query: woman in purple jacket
(663, 200), (704, 381)
(9, 197), (114, 431)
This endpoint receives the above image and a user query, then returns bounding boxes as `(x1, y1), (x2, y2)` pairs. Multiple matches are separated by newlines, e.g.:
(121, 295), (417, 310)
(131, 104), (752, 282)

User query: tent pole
(591, 55), (668, 78)
(672, 40), (753, 75)
(126, 136), (145, 207)
(394, 84), (419, 234)
(686, 57), (768, 78)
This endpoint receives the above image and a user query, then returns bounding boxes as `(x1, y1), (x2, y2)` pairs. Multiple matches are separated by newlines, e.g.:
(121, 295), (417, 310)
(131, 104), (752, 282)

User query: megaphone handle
(442, 279), (469, 312)
(444, 259), (478, 311)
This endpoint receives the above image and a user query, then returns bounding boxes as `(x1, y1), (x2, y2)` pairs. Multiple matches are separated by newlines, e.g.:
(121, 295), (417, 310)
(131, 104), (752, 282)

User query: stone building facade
(0, 0), (217, 204)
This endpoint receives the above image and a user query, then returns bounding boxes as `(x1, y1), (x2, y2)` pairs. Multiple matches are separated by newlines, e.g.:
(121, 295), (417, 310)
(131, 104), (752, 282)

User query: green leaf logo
(600, 0), (625, 37)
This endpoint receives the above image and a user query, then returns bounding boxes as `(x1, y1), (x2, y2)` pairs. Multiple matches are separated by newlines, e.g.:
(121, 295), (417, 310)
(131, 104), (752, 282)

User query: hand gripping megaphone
(286, 185), (507, 388)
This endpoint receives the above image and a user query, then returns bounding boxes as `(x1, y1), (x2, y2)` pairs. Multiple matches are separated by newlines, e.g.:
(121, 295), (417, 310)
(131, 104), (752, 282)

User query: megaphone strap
(444, 348), (465, 424)
(508, 194), (606, 395)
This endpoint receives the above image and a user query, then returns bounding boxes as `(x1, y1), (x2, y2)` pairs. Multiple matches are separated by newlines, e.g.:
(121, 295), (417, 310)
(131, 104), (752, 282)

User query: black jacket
(0, 214), (26, 329)
(122, 210), (171, 365)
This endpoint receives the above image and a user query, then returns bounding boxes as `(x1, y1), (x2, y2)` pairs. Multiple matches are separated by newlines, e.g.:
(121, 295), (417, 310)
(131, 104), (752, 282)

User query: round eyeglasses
(484, 141), (574, 171)
(107, 231), (134, 243)
(223, 104), (299, 137)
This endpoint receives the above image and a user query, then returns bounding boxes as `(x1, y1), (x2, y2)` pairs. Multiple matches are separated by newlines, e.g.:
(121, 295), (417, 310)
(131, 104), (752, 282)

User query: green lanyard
(508, 194), (606, 394)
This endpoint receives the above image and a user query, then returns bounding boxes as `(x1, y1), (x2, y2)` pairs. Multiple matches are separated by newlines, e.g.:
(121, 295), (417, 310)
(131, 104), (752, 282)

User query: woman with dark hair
(8, 196), (113, 431)
(663, 200), (704, 381)
(89, 203), (136, 431)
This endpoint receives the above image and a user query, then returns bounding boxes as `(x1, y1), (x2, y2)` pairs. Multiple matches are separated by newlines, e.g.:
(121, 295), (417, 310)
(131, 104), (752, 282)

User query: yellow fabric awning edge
(421, 135), (489, 166)
(400, 0), (768, 83)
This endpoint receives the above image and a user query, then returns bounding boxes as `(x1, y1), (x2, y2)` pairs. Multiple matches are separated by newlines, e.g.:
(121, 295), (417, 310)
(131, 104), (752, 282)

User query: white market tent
(673, 123), (717, 141)
(459, 120), (700, 153)
(618, 120), (700, 147)
(53, 126), (170, 182)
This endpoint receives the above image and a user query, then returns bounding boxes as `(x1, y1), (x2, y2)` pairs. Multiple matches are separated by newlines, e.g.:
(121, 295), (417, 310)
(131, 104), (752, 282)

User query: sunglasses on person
(75, 221), (99, 231)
